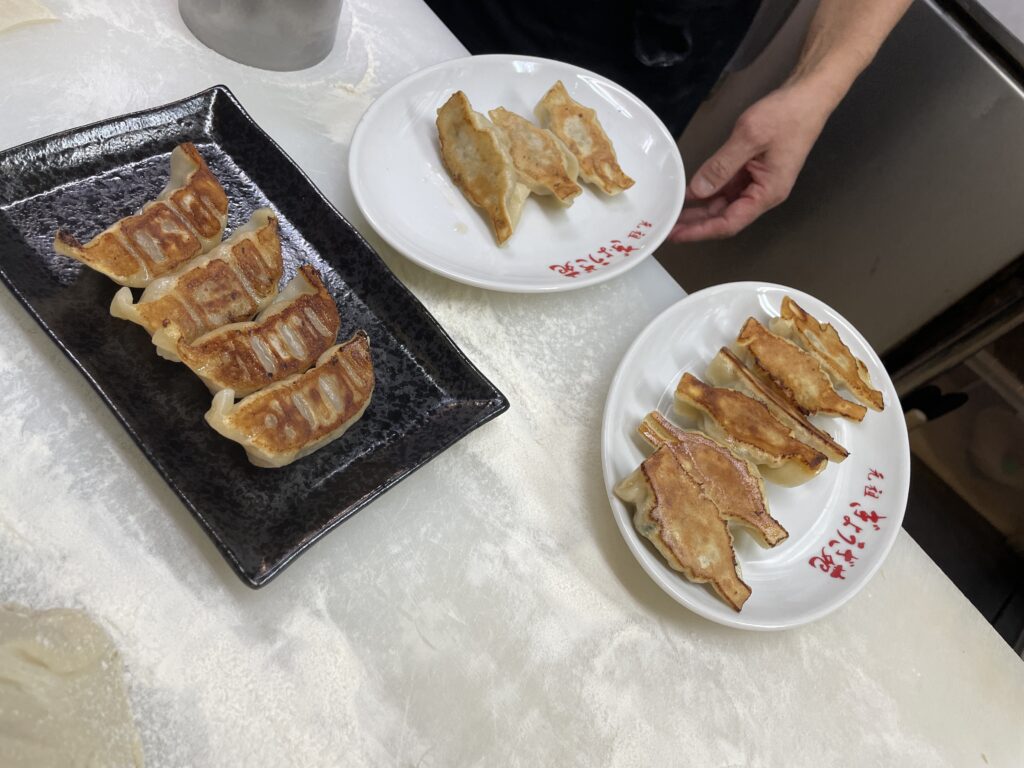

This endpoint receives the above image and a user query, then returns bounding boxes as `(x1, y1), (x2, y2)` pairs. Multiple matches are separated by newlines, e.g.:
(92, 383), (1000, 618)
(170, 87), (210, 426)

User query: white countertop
(0, 1), (1022, 765)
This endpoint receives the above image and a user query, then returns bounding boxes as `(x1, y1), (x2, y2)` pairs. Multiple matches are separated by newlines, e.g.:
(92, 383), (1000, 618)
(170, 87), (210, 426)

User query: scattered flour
(1, 2), (1021, 767)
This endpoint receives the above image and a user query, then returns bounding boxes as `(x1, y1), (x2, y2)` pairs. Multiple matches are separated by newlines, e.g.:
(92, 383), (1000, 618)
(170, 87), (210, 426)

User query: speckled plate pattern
(0, 86), (508, 588)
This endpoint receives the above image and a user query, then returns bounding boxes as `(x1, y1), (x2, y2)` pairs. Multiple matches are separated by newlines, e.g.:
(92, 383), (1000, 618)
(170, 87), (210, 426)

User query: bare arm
(787, 0), (915, 114)
(670, 0), (914, 242)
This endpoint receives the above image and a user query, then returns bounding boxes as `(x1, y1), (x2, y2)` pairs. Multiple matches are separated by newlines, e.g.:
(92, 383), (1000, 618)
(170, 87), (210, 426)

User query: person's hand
(669, 82), (833, 242)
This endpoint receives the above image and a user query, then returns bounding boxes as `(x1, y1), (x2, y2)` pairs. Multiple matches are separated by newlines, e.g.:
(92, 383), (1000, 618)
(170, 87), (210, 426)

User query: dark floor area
(903, 455), (1024, 652)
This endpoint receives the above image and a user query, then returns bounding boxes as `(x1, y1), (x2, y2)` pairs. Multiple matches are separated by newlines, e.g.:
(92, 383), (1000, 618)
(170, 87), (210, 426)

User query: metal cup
(179, 0), (343, 72)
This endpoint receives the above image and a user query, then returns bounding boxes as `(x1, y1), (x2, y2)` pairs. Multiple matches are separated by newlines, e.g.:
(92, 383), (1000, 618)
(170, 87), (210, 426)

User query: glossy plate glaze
(0, 86), (508, 588)
(601, 283), (910, 630)
(349, 54), (686, 293)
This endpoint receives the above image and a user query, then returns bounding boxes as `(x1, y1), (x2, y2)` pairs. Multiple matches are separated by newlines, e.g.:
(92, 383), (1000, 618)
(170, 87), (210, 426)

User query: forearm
(674, 0), (915, 239)
(786, 0), (914, 117)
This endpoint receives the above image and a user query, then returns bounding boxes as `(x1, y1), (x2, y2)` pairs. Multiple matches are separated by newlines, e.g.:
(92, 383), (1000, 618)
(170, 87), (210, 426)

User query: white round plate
(349, 54), (685, 293)
(601, 283), (911, 630)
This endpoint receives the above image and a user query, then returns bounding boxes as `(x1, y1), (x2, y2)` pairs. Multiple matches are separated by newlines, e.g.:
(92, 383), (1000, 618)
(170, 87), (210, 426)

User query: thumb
(689, 127), (758, 199)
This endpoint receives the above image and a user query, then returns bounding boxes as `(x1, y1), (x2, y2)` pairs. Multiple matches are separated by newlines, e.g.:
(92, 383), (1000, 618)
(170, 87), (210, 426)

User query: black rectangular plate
(0, 86), (508, 588)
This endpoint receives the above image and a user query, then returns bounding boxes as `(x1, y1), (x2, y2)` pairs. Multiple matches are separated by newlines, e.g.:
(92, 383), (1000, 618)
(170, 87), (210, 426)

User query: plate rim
(348, 53), (686, 294)
(0, 84), (510, 588)
(600, 281), (911, 630)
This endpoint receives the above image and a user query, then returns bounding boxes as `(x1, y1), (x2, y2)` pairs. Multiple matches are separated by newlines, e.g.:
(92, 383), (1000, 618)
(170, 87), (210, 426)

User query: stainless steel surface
(661, 0), (1024, 354)
(885, 256), (1024, 394)
(894, 311), (1024, 396)
(952, 0), (1024, 68)
(179, 0), (342, 71)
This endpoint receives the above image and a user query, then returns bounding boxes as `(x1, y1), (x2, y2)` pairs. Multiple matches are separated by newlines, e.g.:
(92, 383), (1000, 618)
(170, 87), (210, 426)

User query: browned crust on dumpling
(171, 143), (229, 238)
(53, 143), (228, 286)
(55, 201), (201, 283)
(675, 373), (827, 480)
(488, 107), (582, 204)
(736, 317), (866, 421)
(616, 446), (751, 611)
(178, 265), (341, 396)
(638, 411), (788, 548)
(54, 229), (139, 282)
(707, 348), (849, 463)
(211, 331), (374, 466)
(129, 212), (282, 341)
(119, 202), (202, 271)
(535, 80), (634, 195)
(778, 296), (884, 411)
(229, 237), (280, 299)
(436, 91), (525, 244)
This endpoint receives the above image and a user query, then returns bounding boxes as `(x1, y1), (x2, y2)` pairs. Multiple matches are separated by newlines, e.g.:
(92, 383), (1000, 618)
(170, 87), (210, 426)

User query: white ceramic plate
(349, 54), (685, 293)
(601, 283), (911, 630)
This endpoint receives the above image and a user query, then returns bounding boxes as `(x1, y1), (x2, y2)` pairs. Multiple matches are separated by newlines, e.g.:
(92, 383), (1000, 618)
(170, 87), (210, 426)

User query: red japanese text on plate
(549, 220), (653, 278)
(809, 468), (888, 581)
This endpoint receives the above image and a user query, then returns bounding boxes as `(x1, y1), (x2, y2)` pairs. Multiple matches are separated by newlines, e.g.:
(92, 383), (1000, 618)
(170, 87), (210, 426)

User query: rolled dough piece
(0, 0), (56, 34)
(0, 604), (144, 768)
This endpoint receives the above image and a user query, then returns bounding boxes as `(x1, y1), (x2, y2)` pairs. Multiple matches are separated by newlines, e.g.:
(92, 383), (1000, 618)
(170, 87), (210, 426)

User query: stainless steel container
(179, 0), (343, 71)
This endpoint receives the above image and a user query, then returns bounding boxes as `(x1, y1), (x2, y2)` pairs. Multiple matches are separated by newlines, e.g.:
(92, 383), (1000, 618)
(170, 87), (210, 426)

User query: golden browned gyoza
(487, 107), (582, 205)
(736, 317), (867, 421)
(160, 265), (341, 396)
(534, 80), (634, 196)
(205, 330), (375, 468)
(436, 91), (529, 245)
(770, 296), (885, 412)
(638, 411), (788, 548)
(54, 143), (228, 287)
(706, 347), (849, 463)
(674, 373), (827, 486)
(110, 208), (282, 345)
(616, 445), (752, 612)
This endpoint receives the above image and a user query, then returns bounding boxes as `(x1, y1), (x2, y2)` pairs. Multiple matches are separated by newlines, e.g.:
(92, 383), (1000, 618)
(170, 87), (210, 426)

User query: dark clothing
(425, 0), (762, 136)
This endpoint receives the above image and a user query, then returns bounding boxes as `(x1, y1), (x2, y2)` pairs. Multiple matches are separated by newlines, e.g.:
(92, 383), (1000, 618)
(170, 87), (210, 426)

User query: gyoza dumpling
(436, 91), (530, 245)
(736, 317), (866, 422)
(158, 265), (340, 396)
(487, 107), (582, 205)
(110, 208), (282, 344)
(707, 347), (849, 463)
(638, 411), (788, 548)
(615, 445), (751, 612)
(206, 330), (375, 468)
(770, 296), (885, 412)
(675, 373), (828, 487)
(54, 143), (228, 287)
(534, 81), (634, 196)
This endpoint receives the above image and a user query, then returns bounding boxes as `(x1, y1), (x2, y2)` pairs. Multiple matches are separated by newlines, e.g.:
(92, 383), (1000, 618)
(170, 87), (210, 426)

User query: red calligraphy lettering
(833, 547), (859, 565)
(852, 508), (887, 531)
(830, 530), (865, 549)
(841, 515), (863, 534)
(809, 549), (847, 580)
(549, 263), (580, 278)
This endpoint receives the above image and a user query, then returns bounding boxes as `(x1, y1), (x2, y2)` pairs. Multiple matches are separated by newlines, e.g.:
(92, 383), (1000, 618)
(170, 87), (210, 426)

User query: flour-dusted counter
(0, 1), (1021, 765)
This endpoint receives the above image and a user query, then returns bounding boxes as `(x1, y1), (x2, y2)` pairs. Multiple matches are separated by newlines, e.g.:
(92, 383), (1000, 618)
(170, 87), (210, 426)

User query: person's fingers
(675, 208), (711, 227)
(674, 196), (729, 227)
(707, 196), (730, 216)
(684, 181), (712, 204)
(688, 124), (760, 199)
(669, 196), (765, 242)
(675, 198), (761, 241)
(667, 221), (688, 242)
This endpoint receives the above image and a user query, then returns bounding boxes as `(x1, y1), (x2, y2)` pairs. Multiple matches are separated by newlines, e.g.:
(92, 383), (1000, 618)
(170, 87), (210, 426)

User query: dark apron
(424, 0), (763, 136)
